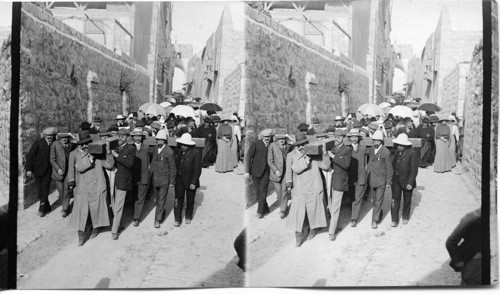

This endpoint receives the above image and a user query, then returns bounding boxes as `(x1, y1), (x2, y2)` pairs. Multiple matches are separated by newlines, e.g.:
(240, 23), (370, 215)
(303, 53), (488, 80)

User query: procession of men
(25, 110), (225, 246)
(245, 110), (462, 247)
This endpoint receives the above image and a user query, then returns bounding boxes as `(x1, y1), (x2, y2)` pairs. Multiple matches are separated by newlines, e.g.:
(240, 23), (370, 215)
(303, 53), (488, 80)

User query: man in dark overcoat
(173, 133), (202, 226)
(366, 130), (393, 229)
(244, 129), (272, 218)
(50, 132), (75, 217)
(326, 129), (352, 241)
(131, 128), (151, 226)
(390, 133), (419, 227)
(26, 127), (58, 216)
(346, 129), (369, 227)
(110, 129), (136, 240)
(267, 128), (293, 219)
(150, 129), (176, 228)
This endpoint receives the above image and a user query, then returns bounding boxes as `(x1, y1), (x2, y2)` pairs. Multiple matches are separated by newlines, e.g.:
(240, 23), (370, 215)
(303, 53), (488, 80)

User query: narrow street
(247, 163), (481, 287)
(17, 165), (245, 289)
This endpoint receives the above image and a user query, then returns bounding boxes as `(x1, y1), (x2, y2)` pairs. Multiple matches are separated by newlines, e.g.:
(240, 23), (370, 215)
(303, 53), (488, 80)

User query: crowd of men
(245, 111), (464, 247)
(25, 111), (237, 246)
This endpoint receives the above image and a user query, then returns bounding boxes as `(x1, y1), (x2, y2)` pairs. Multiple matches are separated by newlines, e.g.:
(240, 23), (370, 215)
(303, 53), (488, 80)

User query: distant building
(46, 2), (175, 102)
(405, 5), (482, 105)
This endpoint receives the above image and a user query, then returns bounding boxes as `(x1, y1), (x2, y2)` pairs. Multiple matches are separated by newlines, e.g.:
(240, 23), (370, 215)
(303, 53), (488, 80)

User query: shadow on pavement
(95, 277), (110, 288)
(414, 260), (461, 286)
(191, 190), (205, 220)
(409, 186), (424, 219)
(195, 256), (244, 287)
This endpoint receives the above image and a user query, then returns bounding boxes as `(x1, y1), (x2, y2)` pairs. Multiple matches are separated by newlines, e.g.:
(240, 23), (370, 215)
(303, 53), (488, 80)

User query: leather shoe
(371, 221), (378, 229)
(111, 233), (118, 240)
(307, 229), (316, 241)
(38, 211), (45, 217)
(90, 229), (99, 239)
(61, 210), (67, 218)
(295, 232), (304, 247)
(185, 219), (192, 224)
(329, 234), (336, 241)
(173, 221), (181, 227)
(391, 221), (398, 227)
(350, 220), (357, 227)
(279, 211), (286, 219)
(402, 219), (409, 225)
(257, 213), (264, 219)
(154, 221), (160, 228)
(133, 219), (139, 227)
(77, 240), (84, 246)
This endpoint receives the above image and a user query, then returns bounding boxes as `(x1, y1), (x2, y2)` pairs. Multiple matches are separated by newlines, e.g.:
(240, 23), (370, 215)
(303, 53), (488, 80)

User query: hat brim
(130, 132), (146, 137)
(293, 139), (309, 146)
(392, 139), (412, 146)
(76, 138), (92, 145)
(346, 133), (363, 137)
(176, 139), (195, 146)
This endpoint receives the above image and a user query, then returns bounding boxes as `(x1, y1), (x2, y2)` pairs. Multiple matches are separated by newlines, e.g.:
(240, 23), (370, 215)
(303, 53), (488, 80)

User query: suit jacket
(267, 142), (292, 182)
(150, 145), (176, 188)
(26, 138), (53, 177)
(114, 143), (136, 191)
(392, 147), (419, 189)
(50, 141), (75, 181)
(347, 143), (369, 186)
(366, 146), (393, 187)
(175, 147), (202, 188)
(329, 144), (352, 192)
(132, 143), (151, 185)
(245, 140), (270, 178)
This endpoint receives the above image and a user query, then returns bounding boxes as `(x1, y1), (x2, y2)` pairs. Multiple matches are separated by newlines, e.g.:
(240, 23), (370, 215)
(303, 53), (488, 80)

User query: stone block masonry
(0, 35), (11, 203)
(243, 6), (369, 137)
(19, 3), (150, 208)
(462, 40), (483, 189)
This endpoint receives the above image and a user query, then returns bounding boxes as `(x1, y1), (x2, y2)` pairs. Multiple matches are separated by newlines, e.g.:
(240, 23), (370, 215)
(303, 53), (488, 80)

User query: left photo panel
(0, 1), (12, 290)
(12, 1), (245, 289)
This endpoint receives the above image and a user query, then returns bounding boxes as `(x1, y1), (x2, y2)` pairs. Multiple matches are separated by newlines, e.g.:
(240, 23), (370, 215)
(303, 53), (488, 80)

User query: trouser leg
(371, 186), (386, 222)
(351, 184), (366, 221)
(185, 188), (196, 220)
(255, 175), (270, 215)
(36, 173), (52, 213)
(273, 180), (287, 213)
(328, 190), (344, 235)
(391, 181), (403, 223)
(174, 177), (186, 222)
(155, 186), (169, 222)
(111, 188), (127, 234)
(134, 182), (149, 220)
(402, 189), (413, 221)
(79, 212), (93, 242)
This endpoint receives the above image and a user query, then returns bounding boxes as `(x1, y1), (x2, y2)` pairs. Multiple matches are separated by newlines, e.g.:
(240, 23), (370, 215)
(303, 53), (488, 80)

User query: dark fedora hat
(297, 122), (309, 131)
(79, 121), (91, 130)
(76, 131), (92, 145)
(293, 132), (309, 146)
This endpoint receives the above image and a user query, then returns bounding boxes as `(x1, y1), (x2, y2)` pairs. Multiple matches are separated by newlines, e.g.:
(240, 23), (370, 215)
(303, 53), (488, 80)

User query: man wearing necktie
(50, 132), (75, 217)
(27, 127), (58, 217)
(326, 129), (352, 241)
(110, 129), (136, 240)
(244, 129), (273, 219)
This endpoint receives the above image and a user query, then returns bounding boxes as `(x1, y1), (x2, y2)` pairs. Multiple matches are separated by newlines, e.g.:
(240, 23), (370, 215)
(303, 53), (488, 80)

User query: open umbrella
(379, 102), (392, 108)
(418, 103), (441, 112)
(388, 105), (413, 118)
(145, 103), (166, 117)
(164, 105), (174, 114)
(357, 103), (384, 116)
(200, 102), (223, 112)
(139, 102), (155, 113)
(170, 105), (195, 118)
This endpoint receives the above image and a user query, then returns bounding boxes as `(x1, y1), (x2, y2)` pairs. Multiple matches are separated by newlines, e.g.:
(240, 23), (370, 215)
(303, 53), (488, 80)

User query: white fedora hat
(176, 133), (196, 146)
(392, 133), (412, 146)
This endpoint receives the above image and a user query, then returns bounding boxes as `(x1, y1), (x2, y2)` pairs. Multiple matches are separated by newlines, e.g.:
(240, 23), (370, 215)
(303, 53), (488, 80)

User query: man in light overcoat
(50, 132), (75, 217)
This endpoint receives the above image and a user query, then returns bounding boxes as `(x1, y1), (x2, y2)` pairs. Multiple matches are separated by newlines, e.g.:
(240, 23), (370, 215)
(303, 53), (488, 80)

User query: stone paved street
(247, 163), (481, 287)
(17, 165), (245, 289)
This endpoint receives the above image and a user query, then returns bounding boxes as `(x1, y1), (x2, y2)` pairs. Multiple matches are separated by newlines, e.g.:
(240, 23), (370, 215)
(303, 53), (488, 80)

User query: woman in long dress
(434, 118), (451, 173)
(215, 117), (233, 173)
(447, 116), (460, 169)
(285, 133), (330, 247)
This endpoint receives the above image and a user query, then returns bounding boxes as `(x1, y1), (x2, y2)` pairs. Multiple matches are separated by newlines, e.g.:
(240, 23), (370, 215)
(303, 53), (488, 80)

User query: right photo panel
(243, 0), (495, 287)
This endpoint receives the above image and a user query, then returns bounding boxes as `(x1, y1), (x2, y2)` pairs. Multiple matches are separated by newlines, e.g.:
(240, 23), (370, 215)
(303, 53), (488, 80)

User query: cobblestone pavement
(247, 164), (482, 287)
(17, 165), (245, 289)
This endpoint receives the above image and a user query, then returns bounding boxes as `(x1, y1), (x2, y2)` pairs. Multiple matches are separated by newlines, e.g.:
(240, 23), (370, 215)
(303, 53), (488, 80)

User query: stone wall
(20, 3), (150, 208)
(440, 62), (469, 118)
(221, 63), (243, 118)
(243, 6), (369, 136)
(462, 40), (483, 189)
(0, 35), (11, 190)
